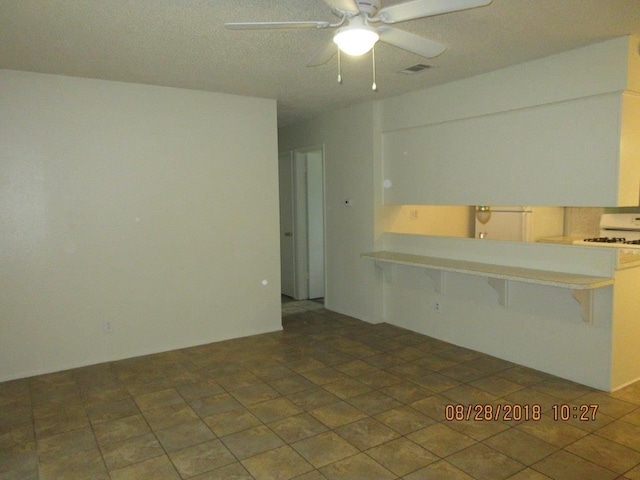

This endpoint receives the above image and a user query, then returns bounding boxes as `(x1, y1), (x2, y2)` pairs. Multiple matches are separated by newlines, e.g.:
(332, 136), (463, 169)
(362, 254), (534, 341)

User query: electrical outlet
(103, 320), (114, 333)
(434, 301), (442, 313)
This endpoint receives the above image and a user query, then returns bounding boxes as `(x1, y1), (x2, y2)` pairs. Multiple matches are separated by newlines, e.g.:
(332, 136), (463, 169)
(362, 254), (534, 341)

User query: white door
(280, 146), (325, 301)
(278, 152), (295, 298)
(306, 151), (325, 299)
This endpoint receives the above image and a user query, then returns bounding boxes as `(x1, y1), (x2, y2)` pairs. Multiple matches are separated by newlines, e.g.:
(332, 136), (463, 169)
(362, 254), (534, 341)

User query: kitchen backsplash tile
(563, 207), (603, 237)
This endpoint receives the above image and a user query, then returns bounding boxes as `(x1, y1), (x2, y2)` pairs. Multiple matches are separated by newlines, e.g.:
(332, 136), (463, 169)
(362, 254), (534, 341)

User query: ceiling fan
(225, 0), (492, 67)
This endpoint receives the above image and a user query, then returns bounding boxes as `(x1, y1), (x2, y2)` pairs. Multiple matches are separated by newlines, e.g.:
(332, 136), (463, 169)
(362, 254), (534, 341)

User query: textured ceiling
(2, 0), (640, 127)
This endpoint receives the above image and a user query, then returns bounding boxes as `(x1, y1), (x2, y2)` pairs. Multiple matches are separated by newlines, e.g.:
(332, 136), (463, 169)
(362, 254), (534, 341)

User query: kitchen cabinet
(383, 91), (640, 207)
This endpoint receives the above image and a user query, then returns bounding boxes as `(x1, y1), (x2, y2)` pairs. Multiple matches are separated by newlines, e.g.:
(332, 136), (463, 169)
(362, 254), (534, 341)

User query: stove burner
(583, 237), (627, 243)
(576, 215), (640, 250)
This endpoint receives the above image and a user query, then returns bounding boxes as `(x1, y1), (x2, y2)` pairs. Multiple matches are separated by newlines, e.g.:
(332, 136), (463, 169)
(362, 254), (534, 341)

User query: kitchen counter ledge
(362, 250), (613, 289)
(363, 250), (613, 324)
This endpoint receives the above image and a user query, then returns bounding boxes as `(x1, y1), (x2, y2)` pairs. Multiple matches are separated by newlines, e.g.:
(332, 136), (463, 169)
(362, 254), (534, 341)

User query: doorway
(278, 146), (325, 301)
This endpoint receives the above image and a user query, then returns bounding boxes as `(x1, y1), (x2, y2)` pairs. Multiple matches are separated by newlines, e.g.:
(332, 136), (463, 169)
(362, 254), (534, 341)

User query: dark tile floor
(2, 303), (640, 479)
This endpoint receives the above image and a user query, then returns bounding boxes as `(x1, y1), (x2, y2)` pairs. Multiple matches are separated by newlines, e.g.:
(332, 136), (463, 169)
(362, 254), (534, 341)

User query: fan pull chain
(371, 46), (377, 92)
(337, 49), (342, 85)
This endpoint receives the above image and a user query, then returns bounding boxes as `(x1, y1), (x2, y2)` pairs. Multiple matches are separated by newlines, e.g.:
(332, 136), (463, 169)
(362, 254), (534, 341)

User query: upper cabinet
(380, 37), (640, 207)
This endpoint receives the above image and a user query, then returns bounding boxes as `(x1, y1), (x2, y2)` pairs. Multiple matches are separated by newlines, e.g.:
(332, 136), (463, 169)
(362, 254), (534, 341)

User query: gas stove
(580, 237), (640, 246)
(573, 214), (640, 253)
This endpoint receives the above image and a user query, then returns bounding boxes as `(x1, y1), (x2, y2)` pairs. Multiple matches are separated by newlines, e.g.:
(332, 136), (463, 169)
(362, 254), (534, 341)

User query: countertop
(537, 237), (640, 269)
(618, 252), (640, 269)
(362, 250), (614, 290)
(537, 235), (585, 245)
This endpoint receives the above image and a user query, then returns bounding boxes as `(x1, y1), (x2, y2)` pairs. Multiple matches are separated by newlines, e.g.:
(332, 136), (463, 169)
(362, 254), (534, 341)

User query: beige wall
(0, 70), (281, 381)
(379, 37), (640, 207)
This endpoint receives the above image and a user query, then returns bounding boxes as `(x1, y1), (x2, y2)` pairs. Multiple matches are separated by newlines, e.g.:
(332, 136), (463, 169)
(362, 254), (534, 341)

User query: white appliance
(572, 213), (640, 255)
(474, 206), (564, 242)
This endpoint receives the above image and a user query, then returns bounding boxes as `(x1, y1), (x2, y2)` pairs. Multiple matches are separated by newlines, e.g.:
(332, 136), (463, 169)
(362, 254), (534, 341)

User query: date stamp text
(444, 404), (600, 422)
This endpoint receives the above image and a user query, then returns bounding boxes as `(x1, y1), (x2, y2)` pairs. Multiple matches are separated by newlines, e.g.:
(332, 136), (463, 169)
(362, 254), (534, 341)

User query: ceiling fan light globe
(333, 27), (379, 56)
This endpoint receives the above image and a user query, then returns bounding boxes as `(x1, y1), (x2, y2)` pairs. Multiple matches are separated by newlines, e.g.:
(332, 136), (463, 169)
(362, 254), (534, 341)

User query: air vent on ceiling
(399, 64), (432, 74)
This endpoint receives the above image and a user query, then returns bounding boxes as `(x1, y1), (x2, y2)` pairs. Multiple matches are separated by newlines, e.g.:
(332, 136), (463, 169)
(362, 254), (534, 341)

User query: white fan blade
(378, 26), (446, 58)
(323, 0), (361, 13)
(225, 21), (331, 30)
(376, 0), (491, 24)
(307, 41), (338, 67)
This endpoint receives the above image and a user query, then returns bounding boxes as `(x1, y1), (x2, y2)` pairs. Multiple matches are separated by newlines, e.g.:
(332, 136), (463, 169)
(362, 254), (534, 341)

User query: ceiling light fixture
(333, 17), (379, 56)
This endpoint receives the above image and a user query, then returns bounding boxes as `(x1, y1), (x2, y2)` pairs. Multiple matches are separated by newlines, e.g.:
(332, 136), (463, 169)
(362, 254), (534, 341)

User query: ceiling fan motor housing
(356, 0), (381, 17)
